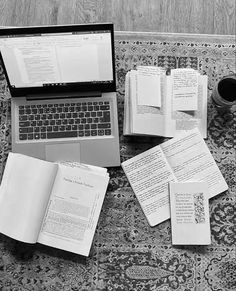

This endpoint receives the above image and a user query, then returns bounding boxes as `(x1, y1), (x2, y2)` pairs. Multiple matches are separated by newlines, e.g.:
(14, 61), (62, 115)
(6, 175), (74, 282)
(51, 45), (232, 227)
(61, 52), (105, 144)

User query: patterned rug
(0, 31), (235, 291)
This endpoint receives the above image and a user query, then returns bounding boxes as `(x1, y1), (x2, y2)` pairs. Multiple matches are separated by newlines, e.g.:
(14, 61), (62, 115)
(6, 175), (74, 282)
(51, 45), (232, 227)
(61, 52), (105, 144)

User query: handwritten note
(172, 68), (199, 111)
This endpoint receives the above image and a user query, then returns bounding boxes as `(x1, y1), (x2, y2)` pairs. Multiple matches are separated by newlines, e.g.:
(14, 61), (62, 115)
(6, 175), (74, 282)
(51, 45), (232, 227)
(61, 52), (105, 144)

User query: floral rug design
(0, 32), (235, 290)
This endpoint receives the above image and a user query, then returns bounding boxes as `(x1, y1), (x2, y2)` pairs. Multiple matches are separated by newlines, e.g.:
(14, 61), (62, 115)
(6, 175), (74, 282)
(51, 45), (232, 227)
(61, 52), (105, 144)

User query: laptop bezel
(0, 23), (116, 97)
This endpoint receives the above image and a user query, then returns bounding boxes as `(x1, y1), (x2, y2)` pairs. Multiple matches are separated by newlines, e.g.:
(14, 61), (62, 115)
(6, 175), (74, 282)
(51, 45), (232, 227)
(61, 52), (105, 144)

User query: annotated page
(38, 163), (109, 256)
(161, 129), (228, 198)
(169, 181), (211, 245)
(136, 66), (162, 107)
(122, 146), (177, 226)
(0, 153), (58, 243)
(172, 75), (208, 138)
(171, 68), (199, 111)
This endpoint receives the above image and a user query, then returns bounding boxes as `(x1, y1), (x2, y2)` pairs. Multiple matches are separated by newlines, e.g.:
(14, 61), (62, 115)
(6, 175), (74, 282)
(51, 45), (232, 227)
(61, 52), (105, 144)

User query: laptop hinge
(26, 91), (102, 101)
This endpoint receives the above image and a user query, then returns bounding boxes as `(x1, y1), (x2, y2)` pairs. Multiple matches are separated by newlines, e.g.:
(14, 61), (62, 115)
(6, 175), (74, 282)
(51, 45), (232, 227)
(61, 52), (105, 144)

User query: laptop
(0, 23), (120, 167)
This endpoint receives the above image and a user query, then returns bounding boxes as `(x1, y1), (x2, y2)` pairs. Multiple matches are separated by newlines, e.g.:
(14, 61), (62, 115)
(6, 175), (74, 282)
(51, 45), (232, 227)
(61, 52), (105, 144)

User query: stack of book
(124, 66), (208, 138)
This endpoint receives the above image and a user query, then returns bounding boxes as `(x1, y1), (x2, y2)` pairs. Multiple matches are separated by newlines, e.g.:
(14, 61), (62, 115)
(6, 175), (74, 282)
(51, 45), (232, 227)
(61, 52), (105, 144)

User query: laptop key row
(18, 101), (112, 140)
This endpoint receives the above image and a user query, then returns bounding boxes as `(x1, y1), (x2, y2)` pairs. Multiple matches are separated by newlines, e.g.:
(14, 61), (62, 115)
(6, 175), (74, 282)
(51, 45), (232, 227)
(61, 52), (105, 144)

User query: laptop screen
(0, 24), (116, 96)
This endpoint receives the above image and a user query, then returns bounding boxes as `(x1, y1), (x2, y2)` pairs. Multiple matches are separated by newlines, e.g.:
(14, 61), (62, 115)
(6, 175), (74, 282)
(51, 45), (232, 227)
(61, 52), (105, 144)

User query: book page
(136, 67), (161, 107)
(0, 153), (58, 243)
(38, 164), (109, 256)
(161, 129), (228, 198)
(169, 181), (211, 245)
(130, 70), (175, 137)
(122, 146), (177, 226)
(171, 68), (198, 111)
(172, 75), (208, 138)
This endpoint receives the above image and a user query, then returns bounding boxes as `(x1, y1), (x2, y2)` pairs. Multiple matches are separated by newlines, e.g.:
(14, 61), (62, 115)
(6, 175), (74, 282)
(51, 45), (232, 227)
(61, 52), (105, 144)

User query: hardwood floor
(0, 0), (235, 35)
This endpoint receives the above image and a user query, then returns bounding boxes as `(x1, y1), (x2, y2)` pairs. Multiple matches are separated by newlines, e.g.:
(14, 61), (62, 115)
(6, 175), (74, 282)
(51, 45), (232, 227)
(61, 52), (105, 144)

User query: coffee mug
(211, 74), (236, 111)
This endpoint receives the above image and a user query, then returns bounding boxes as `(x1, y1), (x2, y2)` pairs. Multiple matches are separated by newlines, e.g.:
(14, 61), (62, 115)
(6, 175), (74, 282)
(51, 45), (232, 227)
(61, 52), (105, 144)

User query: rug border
(114, 30), (236, 43)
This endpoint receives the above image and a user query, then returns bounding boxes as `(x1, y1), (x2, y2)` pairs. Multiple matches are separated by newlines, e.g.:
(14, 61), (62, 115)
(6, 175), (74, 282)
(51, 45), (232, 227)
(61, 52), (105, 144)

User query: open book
(0, 153), (109, 256)
(122, 129), (228, 227)
(124, 67), (208, 138)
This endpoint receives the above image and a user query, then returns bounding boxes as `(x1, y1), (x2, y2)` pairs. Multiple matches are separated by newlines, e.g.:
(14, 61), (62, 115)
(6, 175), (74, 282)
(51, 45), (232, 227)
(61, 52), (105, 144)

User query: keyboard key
(68, 119), (74, 125)
(40, 127), (46, 132)
(19, 121), (30, 127)
(34, 133), (40, 139)
(98, 123), (111, 129)
(100, 105), (110, 110)
(19, 128), (28, 133)
(103, 111), (111, 122)
(59, 125), (65, 131)
(98, 130), (104, 136)
(43, 120), (49, 126)
(19, 115), (27, 121)
(47, 131), (77, 139)
(105, 129), (112, 135)
(40, 133), (46, 139)
(19, 134), (27, 140)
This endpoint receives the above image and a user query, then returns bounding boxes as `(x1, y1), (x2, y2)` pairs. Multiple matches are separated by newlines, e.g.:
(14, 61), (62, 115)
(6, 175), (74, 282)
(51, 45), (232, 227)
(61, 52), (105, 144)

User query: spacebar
(47, 131), (77, 139)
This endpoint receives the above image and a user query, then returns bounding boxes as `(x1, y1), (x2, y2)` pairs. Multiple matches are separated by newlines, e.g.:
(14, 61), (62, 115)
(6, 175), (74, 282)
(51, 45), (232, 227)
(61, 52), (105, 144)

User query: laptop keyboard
(18, 101), (112, 141)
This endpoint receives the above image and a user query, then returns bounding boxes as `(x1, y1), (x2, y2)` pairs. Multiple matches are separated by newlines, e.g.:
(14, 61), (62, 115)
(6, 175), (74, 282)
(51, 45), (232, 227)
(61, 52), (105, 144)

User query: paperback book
(0, 153), (109, 256)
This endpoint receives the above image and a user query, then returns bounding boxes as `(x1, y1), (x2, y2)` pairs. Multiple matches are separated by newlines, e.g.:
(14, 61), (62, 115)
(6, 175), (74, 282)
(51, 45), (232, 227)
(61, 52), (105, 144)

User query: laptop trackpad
(45, 143), (80, 162)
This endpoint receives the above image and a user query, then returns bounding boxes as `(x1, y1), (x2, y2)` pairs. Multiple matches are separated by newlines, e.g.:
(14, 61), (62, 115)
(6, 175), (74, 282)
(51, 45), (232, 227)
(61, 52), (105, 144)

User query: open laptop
(0, 23), (120, 167)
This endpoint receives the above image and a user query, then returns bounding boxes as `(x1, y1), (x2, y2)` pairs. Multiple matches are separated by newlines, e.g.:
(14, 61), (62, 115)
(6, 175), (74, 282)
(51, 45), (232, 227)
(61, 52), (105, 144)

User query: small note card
(171, 68), (199, 111)
(169, 181), (211, 245)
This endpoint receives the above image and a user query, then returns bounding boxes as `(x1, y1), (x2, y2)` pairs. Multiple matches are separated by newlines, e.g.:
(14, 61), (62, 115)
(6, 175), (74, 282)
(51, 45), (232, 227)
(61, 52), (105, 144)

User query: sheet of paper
(169, 181), (211, 245)
(38, 164), (109, 256)
(0, 153), (58, 243)
(161, 128), (228, 198)
(136, 66), (165, 107)
(172, 68), (199, 111)
(137, 72), (161, 107)
(122, 146), (177, 226)
(129, 70), (175, 137)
